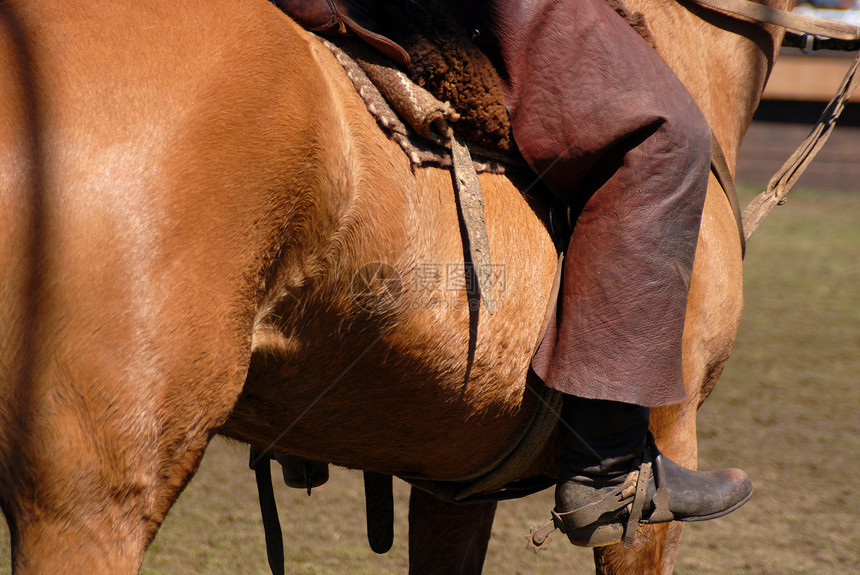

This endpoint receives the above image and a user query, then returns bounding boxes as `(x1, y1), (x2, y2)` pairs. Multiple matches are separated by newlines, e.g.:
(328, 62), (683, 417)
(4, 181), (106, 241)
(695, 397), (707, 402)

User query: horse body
(1, 2), (323, 570)
(217, 35), (559, 480)
(0, 0), (790, 572)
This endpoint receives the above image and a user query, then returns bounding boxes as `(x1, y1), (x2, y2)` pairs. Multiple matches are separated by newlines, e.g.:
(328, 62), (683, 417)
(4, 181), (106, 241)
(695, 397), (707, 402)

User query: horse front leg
(408, 488), (497, 575)
(4, 432), (211, 575)
(591, 397), (700, 574)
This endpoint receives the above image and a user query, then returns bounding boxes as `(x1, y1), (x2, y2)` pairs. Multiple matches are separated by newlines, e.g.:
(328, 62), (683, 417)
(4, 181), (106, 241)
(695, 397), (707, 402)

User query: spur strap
(622, 461), (652, 548)
(551, 477), (637, 532)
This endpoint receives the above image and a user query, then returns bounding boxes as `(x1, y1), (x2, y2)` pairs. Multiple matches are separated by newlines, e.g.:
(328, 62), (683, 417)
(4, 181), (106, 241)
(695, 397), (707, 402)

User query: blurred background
(738, 2), (860, 192)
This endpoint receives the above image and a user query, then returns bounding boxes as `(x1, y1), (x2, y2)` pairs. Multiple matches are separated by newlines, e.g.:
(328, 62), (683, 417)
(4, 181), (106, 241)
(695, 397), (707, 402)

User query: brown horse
(0, 0), (790, 573)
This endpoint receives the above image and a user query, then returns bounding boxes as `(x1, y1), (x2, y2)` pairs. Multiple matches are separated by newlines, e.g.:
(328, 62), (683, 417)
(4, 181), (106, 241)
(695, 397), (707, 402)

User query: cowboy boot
(553, 396), (753, 548)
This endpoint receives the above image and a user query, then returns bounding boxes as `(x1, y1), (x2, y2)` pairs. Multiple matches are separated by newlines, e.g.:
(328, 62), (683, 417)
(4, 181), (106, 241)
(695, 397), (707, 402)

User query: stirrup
(550, 434), (675, 548)
(549, 471), (635, 547)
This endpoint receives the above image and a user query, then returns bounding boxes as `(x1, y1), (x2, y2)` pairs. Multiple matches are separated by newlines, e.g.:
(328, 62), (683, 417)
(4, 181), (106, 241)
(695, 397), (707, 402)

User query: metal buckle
(800, 33), (817, 55)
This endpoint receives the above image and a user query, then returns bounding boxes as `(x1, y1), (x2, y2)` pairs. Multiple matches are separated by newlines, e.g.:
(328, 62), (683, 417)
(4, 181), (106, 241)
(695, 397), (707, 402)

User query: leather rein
(685, 0), (860, 248)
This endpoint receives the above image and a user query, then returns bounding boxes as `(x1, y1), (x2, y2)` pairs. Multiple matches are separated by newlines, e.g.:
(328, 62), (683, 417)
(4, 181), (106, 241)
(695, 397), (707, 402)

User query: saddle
(272, 0), (411, 67)
(275, 0), (515, 154)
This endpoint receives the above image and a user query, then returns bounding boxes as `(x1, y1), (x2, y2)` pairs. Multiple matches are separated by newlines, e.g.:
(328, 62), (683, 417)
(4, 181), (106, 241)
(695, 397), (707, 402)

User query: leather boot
(553, 396), (753, 548)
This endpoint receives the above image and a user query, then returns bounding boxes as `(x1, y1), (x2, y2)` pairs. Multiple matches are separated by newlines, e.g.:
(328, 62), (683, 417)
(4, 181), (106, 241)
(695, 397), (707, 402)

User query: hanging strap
(250, 448), (285, 575)
(363, 472), (394, 554)
(451, 131), (496, 315)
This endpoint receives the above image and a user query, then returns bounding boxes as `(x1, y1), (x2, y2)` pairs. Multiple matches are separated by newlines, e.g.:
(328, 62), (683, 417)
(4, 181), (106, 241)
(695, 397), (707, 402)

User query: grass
(1, 188), (858, 574)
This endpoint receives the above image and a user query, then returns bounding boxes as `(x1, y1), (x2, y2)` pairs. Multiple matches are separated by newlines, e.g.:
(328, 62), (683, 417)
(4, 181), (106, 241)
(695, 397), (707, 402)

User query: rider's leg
(479, 0), (752, 545)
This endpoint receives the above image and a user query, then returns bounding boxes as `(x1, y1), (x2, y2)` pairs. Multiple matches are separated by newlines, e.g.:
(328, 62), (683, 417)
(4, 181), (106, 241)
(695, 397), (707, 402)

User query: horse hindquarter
(0, 1), (350, 571)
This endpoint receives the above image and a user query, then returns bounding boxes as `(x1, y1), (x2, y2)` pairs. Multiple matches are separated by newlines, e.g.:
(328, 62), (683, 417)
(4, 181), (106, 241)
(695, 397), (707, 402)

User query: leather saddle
(272, 0), (411, 67)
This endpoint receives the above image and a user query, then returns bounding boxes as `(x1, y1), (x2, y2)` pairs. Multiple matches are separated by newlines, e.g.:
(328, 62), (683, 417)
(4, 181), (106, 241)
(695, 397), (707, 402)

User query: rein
(691, 0), (860, 42)
(684, 0), (860, 244)
(743, 51), (860, 238)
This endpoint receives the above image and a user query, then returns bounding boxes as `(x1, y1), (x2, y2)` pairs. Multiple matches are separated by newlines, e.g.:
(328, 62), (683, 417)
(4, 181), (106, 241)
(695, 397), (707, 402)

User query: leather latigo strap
(710, 137), (746, 256)
(274, 0), (410, 67)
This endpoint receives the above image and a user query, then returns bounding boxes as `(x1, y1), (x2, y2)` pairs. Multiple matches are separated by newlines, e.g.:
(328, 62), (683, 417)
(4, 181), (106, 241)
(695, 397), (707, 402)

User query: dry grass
(1, 188), (858, 574)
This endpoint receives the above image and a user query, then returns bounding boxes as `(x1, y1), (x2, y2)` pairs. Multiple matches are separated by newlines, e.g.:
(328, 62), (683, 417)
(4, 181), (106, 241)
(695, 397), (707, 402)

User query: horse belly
(228, 131), (560, 478)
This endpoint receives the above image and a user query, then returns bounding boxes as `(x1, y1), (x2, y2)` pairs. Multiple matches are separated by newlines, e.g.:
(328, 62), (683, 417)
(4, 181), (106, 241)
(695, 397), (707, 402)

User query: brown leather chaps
(448, 0), (711, 407)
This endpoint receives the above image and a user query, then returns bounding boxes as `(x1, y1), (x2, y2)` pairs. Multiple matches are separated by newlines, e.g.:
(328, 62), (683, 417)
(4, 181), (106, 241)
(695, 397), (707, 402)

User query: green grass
(2, 188), (858, 574)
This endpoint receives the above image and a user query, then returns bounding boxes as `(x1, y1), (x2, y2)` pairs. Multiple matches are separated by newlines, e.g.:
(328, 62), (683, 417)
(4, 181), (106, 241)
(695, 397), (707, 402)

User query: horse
(0, 0), (791, 573)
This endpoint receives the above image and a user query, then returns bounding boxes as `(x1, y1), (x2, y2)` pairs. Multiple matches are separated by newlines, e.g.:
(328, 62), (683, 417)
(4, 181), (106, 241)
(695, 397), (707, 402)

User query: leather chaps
(456, 0), (711, 406)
